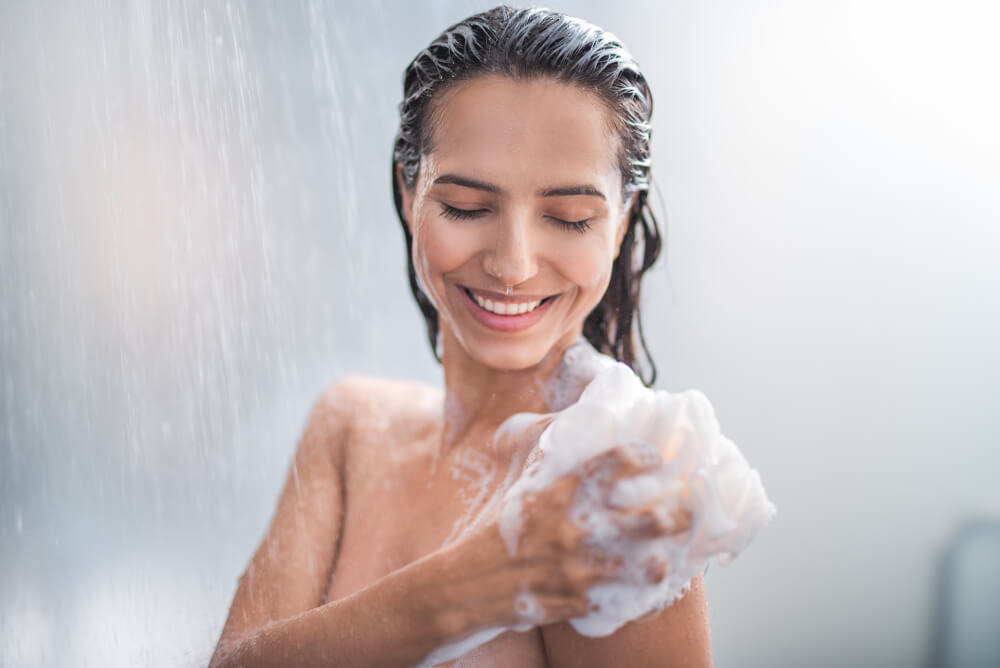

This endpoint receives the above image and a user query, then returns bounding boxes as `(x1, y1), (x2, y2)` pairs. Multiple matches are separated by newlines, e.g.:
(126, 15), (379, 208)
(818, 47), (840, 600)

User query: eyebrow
(432, 173), (606, 200)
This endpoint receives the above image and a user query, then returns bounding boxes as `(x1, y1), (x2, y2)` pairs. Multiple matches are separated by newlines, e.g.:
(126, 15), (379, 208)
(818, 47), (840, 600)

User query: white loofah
(499, 356), (777, 637)
(419, 343), (776, 663)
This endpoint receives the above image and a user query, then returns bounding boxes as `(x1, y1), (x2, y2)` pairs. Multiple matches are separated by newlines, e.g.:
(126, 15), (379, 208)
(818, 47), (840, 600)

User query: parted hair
(392, 5), (663, 385)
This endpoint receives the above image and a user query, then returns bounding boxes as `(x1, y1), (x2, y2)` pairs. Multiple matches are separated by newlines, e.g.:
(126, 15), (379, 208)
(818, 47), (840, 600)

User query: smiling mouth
(461, 286), (557, 316)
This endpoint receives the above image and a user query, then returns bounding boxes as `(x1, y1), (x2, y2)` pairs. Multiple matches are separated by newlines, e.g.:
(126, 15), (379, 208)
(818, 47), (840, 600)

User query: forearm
(210, 529), (511, 668)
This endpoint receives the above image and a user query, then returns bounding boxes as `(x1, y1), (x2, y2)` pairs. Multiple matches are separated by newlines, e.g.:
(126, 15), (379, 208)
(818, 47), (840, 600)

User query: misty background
(2, 1), (998, 666)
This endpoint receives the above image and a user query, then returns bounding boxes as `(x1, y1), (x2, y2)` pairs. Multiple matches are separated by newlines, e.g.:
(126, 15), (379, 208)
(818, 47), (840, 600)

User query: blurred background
(2, 0), (998, 666)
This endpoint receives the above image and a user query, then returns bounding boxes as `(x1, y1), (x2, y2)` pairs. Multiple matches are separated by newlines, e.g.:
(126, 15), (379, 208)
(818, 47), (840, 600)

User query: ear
(395, 163), (415, 233)
(613, 190), (639, 259)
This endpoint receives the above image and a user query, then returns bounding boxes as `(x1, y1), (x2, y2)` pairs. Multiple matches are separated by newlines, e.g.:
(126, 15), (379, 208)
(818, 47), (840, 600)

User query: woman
(211, 6), (712, 667)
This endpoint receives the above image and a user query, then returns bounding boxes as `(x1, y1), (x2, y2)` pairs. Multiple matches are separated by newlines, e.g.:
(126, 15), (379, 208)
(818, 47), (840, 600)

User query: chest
(328, 431), (517, 596)
(325, 427), (545, 666)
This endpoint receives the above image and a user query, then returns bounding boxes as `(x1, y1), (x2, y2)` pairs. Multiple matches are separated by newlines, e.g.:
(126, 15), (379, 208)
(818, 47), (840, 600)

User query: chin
(460, 333), (553, 372)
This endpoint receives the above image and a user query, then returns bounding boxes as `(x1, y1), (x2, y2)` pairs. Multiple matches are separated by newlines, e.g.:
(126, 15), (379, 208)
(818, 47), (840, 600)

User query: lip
(457, 284), (558, 332)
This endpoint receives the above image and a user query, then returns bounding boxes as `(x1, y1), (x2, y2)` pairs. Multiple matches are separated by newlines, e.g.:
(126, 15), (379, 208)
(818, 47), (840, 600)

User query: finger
(578, 546), (625, 579)
(580, 448), (620, 476)
(537, 594), (594, 622)
(644, 555), (669, 584)
(614, 505), (692, 539)
(581, 549), (668, 587)
(581, 443), (662, 479)
(513, 591), (546, 623)
(546, 472), (584, 507)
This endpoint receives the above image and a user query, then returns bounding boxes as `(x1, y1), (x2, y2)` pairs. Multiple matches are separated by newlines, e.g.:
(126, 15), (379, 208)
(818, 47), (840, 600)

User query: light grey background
(2, 1), (998, 666)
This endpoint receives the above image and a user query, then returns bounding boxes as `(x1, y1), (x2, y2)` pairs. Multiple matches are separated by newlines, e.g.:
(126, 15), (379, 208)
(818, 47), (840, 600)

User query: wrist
(426, 524), (514, 639)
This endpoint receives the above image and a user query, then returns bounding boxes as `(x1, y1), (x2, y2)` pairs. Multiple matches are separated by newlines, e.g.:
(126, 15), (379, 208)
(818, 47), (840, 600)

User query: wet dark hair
(392, 5), (662, 385)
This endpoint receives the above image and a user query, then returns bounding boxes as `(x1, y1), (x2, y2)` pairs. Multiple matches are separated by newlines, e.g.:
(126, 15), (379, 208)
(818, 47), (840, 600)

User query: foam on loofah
(418, 340), (776, 664)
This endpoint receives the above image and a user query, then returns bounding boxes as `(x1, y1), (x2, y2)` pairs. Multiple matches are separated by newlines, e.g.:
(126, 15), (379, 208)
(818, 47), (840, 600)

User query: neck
(438, 326), (587, 453)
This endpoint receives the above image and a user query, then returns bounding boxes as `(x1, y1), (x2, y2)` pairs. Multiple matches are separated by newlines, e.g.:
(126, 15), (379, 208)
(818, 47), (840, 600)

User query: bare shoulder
(320, 374), (442, 423)
(314, 375), (443, 461)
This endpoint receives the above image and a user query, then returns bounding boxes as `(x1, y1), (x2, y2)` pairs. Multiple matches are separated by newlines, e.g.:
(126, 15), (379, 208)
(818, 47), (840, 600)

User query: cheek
(557, 235), (618, 296)
(411, 216), (477, 295)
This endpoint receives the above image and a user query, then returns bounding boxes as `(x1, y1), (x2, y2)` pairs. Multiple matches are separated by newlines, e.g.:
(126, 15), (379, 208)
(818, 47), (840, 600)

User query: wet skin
(216, 75), (711, 667)
(388, 77), (633, 662)
(331, 77), (706, 665)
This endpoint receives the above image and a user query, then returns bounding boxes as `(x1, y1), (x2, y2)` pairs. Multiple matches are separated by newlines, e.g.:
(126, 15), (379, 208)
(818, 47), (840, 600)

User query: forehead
(425, 75), (621, 191)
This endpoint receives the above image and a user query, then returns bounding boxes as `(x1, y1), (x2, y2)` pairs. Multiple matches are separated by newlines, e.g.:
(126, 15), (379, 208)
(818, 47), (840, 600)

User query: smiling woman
(397, 76), (637, 371)
(209, 6), (713, 668)
(393, 7), (663, 385)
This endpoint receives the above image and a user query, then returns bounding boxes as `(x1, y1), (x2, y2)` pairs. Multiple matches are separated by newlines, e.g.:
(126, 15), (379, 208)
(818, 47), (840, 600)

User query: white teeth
(471, 291), (542, 316)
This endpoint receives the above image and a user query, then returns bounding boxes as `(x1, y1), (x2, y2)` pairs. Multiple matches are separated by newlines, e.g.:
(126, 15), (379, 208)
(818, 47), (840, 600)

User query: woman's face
(398, 75), (632, 372)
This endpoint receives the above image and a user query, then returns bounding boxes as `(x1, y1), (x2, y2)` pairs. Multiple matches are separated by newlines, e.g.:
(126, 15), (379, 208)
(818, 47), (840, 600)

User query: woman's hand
(457, 442), (692, 630)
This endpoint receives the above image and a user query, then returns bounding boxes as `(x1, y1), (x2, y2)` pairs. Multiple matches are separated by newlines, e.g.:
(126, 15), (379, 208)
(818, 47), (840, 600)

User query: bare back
(324, 376), (548, 667)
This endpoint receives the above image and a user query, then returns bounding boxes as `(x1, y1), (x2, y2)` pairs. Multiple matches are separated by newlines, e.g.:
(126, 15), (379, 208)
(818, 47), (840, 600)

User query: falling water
(0, 1), (433, 665)
(3, 2), (1000, 667)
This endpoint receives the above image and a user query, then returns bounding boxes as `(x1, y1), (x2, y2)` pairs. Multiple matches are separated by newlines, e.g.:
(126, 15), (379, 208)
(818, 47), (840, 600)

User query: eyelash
(439, 203), (592, 233)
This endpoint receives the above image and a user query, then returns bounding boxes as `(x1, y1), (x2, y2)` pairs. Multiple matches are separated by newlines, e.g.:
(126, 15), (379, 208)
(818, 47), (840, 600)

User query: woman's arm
(208, 378), (349, 666)
(209, 534), (505, 668)
(210, 385), (689, 667)
(540, 575), (713, 668)
(207, 377), (513, 668)
(208, 377), (449, 667)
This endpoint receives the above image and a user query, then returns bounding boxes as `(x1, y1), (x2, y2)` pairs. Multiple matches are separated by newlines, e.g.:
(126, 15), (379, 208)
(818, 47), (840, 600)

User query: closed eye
(441, 203), (591, 232)
(547, 216), (592, 233)
(440, 203), (489, 220)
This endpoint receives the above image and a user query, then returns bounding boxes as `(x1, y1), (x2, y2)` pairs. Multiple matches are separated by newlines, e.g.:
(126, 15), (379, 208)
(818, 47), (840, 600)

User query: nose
(482, 213), (538, 287)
